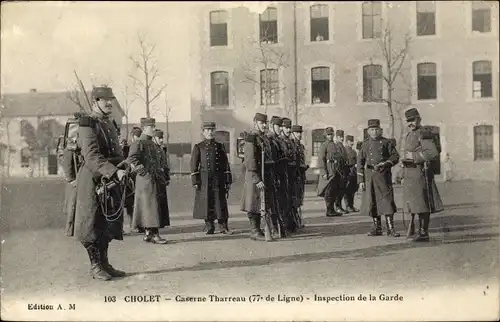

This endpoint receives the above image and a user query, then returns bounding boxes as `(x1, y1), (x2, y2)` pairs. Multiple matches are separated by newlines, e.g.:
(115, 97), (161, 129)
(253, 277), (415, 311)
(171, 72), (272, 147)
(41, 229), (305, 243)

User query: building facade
(189, 1), (499, 183)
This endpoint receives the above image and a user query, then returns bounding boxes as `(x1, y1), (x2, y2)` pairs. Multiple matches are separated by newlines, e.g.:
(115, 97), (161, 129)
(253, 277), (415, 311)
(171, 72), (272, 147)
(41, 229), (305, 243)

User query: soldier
(154, 129), (169, 155)
(267, 116), (288, 238)
(291, 125), (308, 228)
(343, 135), (359, 212)
(62, 147), (80, 237)
(401, 108), (444, 242)
(334, 130), (349, 214)
(280, 118), (299, 233)
(127, 118), (169, 244)
(190, 122), (233, 235)
(241, 113), (274, 241)
(73, 85), (127, 281)
(123, 126), (143, 234)
(357, 119), (400, 237)
(317, 127), (343, 217)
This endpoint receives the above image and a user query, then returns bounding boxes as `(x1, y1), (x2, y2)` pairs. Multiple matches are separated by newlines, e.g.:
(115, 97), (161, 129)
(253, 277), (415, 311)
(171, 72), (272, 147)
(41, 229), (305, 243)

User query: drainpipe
(293, 2), (299, 124)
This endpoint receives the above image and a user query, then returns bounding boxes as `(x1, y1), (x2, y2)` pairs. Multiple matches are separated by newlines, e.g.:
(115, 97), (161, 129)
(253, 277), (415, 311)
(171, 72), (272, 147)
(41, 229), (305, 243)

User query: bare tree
(128, 32), (167, 118)
(121, 84), (136, 141)
(242, 26), (290, 114)
(151, 89), (172, 146)
(375, 25), (412, 140)
(284, 87), (307, 123)
(67, 89), (86, 112)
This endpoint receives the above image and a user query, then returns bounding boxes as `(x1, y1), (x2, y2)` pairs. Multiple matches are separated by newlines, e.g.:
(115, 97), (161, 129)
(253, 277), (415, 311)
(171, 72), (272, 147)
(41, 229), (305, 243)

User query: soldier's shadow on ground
(125, 230), (498, 277)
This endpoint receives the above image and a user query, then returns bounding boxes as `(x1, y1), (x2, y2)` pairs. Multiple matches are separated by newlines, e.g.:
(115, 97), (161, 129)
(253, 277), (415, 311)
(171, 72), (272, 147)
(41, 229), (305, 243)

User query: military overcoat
(316, 140), (345, 197)
(190, 139), (232, 220)
(62, 148), (79, 237)
(402, 127), (444, 214)
(127, 135), (170, 229)
(73, 114), (124, 243)
(357, 137), (399, 217)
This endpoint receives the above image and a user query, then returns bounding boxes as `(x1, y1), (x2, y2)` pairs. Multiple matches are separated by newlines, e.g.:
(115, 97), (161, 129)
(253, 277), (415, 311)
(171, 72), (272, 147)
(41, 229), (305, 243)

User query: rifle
(73, 70), (92, 113)
(260, 136), (273, 242)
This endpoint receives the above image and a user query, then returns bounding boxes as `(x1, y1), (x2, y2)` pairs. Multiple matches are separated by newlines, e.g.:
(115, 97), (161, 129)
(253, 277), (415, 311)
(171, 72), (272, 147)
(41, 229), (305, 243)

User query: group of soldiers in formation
(62, 85), (443, 282)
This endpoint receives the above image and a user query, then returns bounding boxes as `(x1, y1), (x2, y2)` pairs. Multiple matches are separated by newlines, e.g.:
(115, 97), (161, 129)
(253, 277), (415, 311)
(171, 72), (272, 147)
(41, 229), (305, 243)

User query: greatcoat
(73, 113), (124, 243)
(62, 148), (79, 236)
(357, 137), (400, 217)
(127, 135), (170, 229)
(316, 140), (346, 197)
(402, 127), (444, 214)
(190, 139), (232, 221)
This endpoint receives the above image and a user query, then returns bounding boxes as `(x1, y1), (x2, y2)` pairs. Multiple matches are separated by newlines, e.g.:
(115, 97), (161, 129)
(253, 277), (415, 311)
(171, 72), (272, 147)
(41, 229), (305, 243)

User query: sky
(1, 1), (278, 123)
(1, 1), (194, 123)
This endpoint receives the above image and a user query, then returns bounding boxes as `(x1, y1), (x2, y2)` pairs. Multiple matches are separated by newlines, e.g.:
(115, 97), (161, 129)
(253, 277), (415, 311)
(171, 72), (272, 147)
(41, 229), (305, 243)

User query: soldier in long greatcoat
(241, 113), (273, 241)
(401, 108), (444, 242)
(343, 135), (359, 213)
(190, 122), (233, 235)
(62, 147), (80, 237)
(357, 119), (400, 237)
(334, 130), (349, 214)
(291, 125), (308, 228)
(127, 118), (170, 245)
(123, 127), (143, 234)
(317, 127), (343, 217)
(280, 118), (299, 233)
(73, 86), (127, 281)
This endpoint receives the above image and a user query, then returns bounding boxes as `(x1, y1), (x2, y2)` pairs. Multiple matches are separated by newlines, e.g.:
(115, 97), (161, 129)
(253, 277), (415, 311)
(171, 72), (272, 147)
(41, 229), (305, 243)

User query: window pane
(211, 72), (229, 106)
(472, 7), (491, 32)
(363, 16), (373, 39)
(416, 1), (435, 13)
(311, 4), (329, 18)
(417, 12), (436, 36)
(473, 61), (492, 74)
(210, 11), (227, 24)
(474, 125), (494, 160)
(472, 2), (490, 10)
(312, 67), (330, 81)
(261, 7), (277, 21)
(210, 23), (228, 46)
(417, 75), (437, 100)
(311, 17), (329, 41)
(260, 21), (278, 43)
(417, 63), (436, 76)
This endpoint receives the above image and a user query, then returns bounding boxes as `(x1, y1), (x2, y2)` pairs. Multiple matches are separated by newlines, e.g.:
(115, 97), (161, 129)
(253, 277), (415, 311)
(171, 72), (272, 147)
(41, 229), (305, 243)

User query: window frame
(466, 1), (497, 38)
(306, 62), (336, 108)
(414, 1), (438, 38)
(311, 129), (326, 157)
(473, 124), (494, 161)
(253, 5), (284, 48)
(205, 8), (233, 50)
(204, 67), (234, 110)
(362, 64), (384, 103)
(411, 58), (442, 104)
(359, 1), (384, 41)
(210, 71), (230, 107)
(305, 3), (334, 45)
(357, 60), (386, 105)
(466, 57), (497, 102)
(209, 10), (229, 47)
(259, 6), (279, 44)
(259, 67), (281, 107)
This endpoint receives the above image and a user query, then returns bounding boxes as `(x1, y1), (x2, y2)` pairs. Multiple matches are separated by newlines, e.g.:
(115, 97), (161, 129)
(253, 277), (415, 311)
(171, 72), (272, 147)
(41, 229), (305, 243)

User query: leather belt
(402, 162), (418, 168)
(366, 165), (375, 170)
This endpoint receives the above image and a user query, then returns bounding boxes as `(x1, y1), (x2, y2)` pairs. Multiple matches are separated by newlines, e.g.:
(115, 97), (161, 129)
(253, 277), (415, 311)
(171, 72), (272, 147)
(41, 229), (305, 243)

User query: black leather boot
(83, 243), (112, 281)
(248, 213), (264, 241)
(219, 219), (233, 235)
(368, 216), (383, 236)
(385, 214), (400, 237)
(414, 213), (430, 242)
(205, 220), (215, 235)
(100, 240), (126, 277)
(143, 228), (153, 242)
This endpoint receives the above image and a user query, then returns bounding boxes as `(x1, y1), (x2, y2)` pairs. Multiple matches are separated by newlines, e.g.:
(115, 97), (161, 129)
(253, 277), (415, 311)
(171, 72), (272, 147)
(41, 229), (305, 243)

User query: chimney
(29, 88), (37, 93)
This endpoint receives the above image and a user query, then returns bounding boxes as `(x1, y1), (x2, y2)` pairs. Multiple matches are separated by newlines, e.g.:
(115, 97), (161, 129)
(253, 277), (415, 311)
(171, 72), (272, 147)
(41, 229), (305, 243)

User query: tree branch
(149, 84), (168, 104)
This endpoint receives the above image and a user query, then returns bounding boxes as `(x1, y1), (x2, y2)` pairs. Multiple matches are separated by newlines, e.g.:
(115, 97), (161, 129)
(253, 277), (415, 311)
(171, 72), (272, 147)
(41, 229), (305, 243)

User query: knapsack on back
(421, 126), (442, 175)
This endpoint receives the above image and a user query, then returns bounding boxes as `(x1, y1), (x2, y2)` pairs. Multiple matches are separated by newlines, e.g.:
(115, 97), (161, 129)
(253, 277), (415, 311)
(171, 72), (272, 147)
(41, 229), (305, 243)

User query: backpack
(421, 126), (442, 175)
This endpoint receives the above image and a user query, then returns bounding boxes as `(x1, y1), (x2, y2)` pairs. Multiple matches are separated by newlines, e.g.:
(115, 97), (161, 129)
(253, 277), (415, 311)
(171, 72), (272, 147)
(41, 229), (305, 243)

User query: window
(311, 67), (330, 104)
(417, 62), (437, 100)
(210, 11), (228, 47)
(474, 125), (494, 160)
(416, 1), (436, 36)
(311, 129), (325, 156)
(260, 69), (279, 105)
(20, 147), (31, 168)
(362, 1), (382, 39)
(214, 131), (230, 155)
(473, 60), (492, 98)
(310, 4), (329, 42)
(472, 2), (491, 33)
(210, 71), (229, 106)
(363, 64), (383, 102)
(260, 7), (278, 44)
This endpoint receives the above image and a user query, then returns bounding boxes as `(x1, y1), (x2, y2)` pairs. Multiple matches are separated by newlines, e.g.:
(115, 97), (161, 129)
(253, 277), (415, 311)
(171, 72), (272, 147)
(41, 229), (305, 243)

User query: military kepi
(202, 121), (216, 129)
(92, 85), (115, 100)
(325, 127), (334, 135)
(131, 127), (143, 137)
(346, 135), (354, 141)
(282, 118), (292, 128)
(367, 119), (380, 128)
(336, 130), (344, 137)
(291, 125), (303, 133)
(270, 116), (283, 126)
(140, 118), (156, 127)
(154, 129), (164, 138)
(254, 113), (268, 122)
(405, 108), (420, 121)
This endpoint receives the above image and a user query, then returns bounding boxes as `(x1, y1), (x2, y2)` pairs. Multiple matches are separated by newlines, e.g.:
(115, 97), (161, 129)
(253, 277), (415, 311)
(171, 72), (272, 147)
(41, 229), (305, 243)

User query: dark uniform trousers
(343, 165), (358, 209)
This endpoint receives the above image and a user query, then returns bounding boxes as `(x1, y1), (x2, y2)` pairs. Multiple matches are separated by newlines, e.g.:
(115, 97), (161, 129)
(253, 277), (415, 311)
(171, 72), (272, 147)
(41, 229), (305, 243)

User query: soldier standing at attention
(280, 118), (299, 233)
(127, 118), (169, 244)
(190, 122), (233, 235)
(401, 108), (443, 242)
(357, 119), (400, 237)
(73, 85), (127, 281)
(343, 135), (359, 213)
(291, 125), (308, 227)
(241, 113), (272, 241)
(317, 127), (342, 217)
(334, 130), (349, 214)
(123, 126), (143, 234)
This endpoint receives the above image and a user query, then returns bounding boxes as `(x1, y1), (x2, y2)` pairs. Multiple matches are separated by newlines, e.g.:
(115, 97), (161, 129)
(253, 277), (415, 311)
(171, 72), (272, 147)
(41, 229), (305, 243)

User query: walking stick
(261, 137), (273, 242)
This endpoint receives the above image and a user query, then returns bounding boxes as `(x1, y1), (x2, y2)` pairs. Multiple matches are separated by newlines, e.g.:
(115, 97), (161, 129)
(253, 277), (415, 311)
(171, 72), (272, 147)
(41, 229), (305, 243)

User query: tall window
(310, 4), (329, 42)
(416, 1), (436, 36)
(260, 69), (279, 105)
(311, 129), (325, 156)
(474, 125), (494, 161)
(363, 64), (383, 102)
(472, 2), (491, 33)
(210, 11), (228, 47)
(473, 60), (492, 98)
(210, 71), (229, 106)
(417, 62), (437, 100)
(260, 7), (278, 44)
(214, 131), (230, 155)
(311, 67), (330, 104)
(362, 1), (382, 39)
